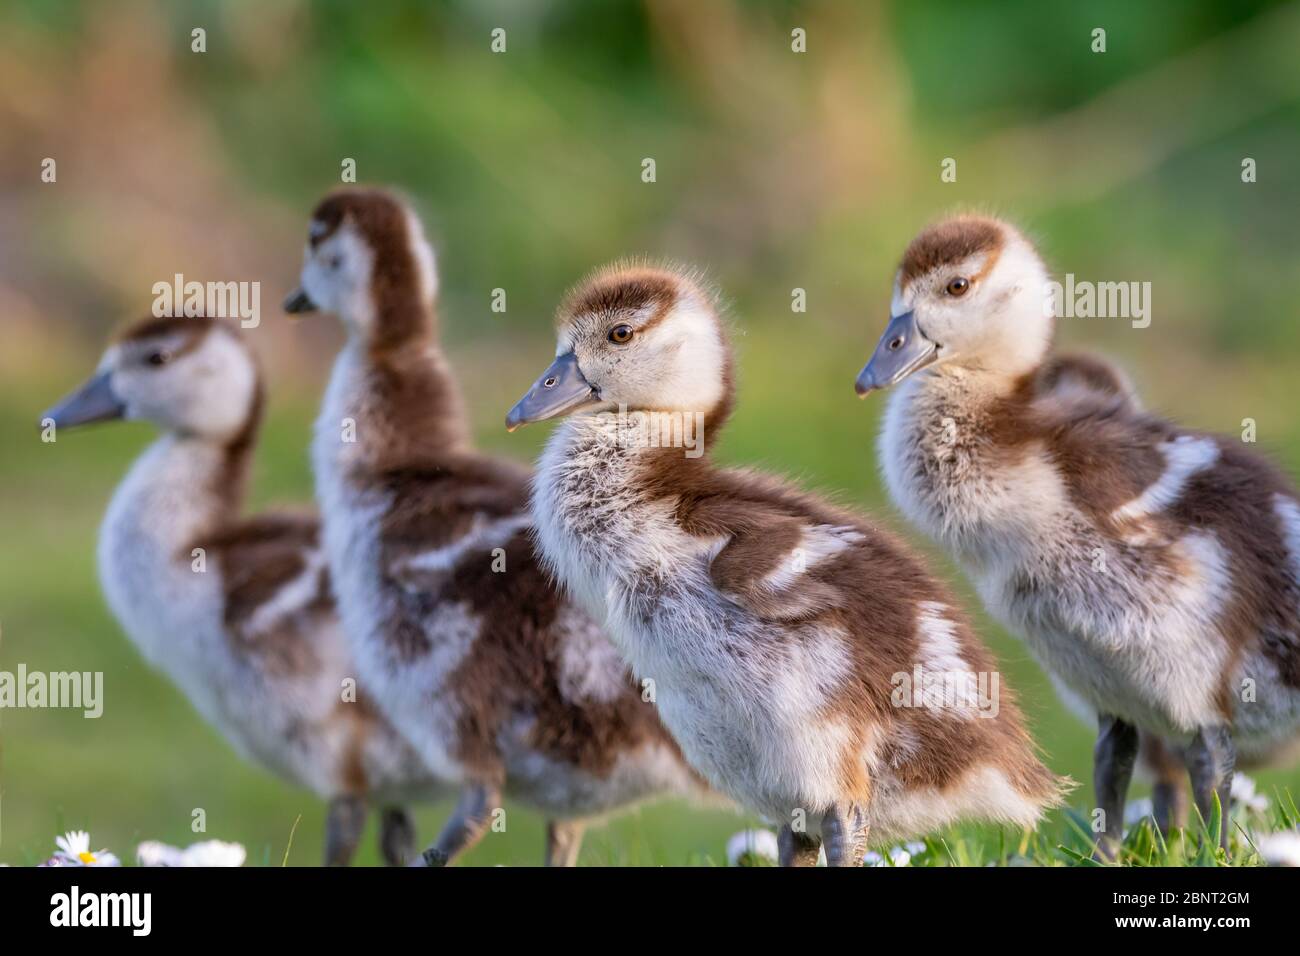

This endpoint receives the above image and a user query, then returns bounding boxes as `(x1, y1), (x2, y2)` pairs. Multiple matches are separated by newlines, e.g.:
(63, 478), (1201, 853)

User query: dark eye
(608, 324), (634, 344)
(946, 277), (970, 297)
(327, 255), (343, 270)
(146, 351), (170, 367)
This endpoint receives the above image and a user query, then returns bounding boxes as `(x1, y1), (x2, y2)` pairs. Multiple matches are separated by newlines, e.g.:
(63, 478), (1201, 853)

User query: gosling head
(855, 215), (1053, 396)
(506, 262), (731, 432)
(40, 316), (261, 442)
(284, 187), (438, 347)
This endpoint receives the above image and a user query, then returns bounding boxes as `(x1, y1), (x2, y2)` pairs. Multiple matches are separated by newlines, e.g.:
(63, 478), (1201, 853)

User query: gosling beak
(283, 287), (318, 314)
(506, 352), (597, 432)
(855, 310), (939, 397)
(40, 371), (126, 431)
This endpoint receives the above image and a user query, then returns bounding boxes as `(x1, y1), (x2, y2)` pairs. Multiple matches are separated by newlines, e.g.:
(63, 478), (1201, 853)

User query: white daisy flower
(1123, 797), (1154, 827)
(1230, 773), (1269, 813)
(50, 830), (120, 867)
(135, 841), (184, 867)
(181, 840), (246, 867)
(864, 846), (911, 867)
(726, 829), (779, 866)
(1257, 830), (1300, 867)
(137, 839), (246, 867)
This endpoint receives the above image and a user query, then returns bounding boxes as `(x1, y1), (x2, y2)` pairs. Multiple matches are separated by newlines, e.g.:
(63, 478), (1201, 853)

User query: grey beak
(855, 310), (939, 397)
(283, 287), (318, 314)
(40, 371), (126, 431)
(506, 352), (596, 432)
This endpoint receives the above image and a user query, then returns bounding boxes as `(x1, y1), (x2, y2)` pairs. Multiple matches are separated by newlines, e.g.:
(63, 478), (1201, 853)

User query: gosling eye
(608, 324), (634, 344)
(945, 276), (970, 297)
(146, 350), (171, 367)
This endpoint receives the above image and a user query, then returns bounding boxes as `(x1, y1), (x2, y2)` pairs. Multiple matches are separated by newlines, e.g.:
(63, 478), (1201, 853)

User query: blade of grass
(281, 813), (302, 867)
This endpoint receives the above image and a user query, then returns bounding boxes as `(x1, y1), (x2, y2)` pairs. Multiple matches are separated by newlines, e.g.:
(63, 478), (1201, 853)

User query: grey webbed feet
(417, 782), (500, 868)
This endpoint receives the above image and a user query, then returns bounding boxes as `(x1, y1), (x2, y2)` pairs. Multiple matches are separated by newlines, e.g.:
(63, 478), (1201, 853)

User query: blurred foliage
(1, 0), (1298, 864)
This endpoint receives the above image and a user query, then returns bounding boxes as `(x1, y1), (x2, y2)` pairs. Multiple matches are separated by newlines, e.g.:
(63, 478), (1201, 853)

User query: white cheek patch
(306, 227), (376, 331)
(645, 302), (726, 413)
(182, 331), (257, 437)
(116, 332), (202, 421)
(985, 242), (1048, 311)
(941, 241), (1053, 374)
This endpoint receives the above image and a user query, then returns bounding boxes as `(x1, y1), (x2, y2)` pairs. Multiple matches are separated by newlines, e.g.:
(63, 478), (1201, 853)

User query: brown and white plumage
(510, 262), (1065, 865)
(289, 189), (703, 867)
(858, 215), (1300, 851)
(42, 315), (440, 866)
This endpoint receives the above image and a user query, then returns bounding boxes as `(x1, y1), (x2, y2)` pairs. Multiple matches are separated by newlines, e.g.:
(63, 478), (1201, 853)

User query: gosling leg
(544, 819), (586, 867)
(1185, 725), (1235, 851)
(379, 805), (418, 866)
(420, 783), (499, 867)
(1093, 714), (1139, 861)
(822, 802), (869, 867)
(324, 794), (368, 866)
(1139, 733), (1189, 834)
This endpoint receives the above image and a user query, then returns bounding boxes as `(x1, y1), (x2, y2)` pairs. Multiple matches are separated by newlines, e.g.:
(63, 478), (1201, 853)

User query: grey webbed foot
(418, 782), (500, 868)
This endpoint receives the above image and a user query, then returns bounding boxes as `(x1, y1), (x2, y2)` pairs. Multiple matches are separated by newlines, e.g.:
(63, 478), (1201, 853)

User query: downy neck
(328, 321), (474, 478)
(102, 421), (258, 566)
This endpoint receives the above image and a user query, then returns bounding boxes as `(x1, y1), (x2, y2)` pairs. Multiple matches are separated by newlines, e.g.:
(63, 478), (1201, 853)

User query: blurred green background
(2, 0), (1299, 865)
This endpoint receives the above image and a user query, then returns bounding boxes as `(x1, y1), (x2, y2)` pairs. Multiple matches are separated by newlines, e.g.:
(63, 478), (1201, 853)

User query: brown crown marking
(115, 314), (228, 355)
(899, 216), (1006, 286)
(560, 265), (681, 329)
(310, 187), (411, 249)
